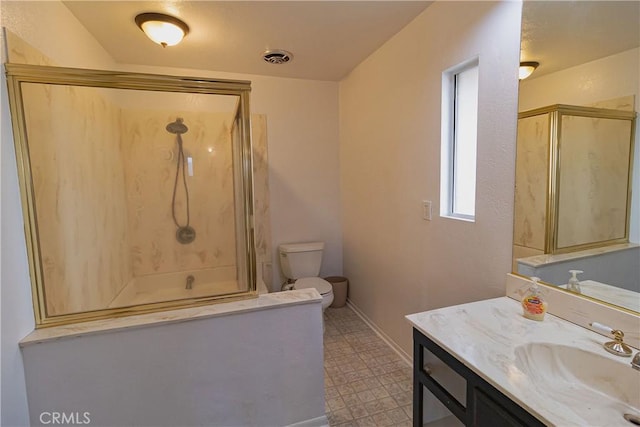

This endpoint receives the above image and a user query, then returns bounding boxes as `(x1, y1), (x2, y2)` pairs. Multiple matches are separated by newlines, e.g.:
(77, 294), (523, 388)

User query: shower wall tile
(22, 84), (133, 316)
(121, 111), (237, 276)
(513, 114), (549, 251)
(6, 29), (54, 66)
(7, 31), (273, 313)
(557, 115), (632, 248)
(251, 115), (272, 289)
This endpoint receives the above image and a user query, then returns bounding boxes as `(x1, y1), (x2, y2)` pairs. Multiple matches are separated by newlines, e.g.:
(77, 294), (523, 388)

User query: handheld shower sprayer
(167, 118), (196, 244)
(166, 117), (189, 135)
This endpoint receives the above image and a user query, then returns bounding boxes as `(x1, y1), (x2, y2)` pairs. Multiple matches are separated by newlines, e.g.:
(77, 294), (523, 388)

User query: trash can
(325, 276), (349, 308)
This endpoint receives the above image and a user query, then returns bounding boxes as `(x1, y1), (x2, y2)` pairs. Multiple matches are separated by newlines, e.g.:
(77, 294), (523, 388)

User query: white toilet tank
(279, 242), (324, 279)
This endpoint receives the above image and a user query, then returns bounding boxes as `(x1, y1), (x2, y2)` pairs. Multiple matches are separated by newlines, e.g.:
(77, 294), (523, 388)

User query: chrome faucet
(632, 352), (640, 371)
(186, 275), (195, 290)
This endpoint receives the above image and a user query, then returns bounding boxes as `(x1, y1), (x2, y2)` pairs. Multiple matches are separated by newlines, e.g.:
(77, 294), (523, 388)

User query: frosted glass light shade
(135, 13), (189, 47)
(519, 62), (539, 80)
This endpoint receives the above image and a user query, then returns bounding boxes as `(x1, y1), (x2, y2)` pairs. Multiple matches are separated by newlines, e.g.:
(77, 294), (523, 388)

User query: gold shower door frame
(5, 63), (257, 327)
(518, 104), (636, 255)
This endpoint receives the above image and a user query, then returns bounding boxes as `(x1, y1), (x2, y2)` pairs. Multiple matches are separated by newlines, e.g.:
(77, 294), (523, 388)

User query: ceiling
(521, 1), (640, 79)
(63, 1), (432, 82)
(60, 1), (640, 83)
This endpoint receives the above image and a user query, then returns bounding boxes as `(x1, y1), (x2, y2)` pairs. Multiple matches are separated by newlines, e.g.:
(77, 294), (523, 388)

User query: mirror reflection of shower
(167, 117), (196, 244)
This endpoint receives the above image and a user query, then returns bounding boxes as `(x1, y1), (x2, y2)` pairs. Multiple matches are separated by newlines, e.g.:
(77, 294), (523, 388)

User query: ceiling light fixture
(519, 61), (539, 80)
(135, 13), (189, 47)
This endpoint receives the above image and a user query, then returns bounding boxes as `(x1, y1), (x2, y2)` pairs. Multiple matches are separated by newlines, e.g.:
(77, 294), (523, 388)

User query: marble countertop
(558, 280), (640, 313)
(406, 297), (640, 426)
(21, 289), (321, 347)
(517, 243), (638, 267)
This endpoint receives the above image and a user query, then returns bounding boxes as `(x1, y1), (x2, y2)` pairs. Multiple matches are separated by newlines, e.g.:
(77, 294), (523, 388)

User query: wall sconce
(135, 13), (189, 47)
(519, 61), (539, 80)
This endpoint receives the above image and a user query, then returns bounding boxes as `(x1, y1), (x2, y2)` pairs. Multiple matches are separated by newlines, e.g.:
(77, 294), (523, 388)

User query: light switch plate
(422, 200), (432, 221)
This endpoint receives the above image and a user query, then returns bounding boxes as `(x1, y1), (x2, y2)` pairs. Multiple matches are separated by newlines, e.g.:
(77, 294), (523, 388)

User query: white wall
(1, 1), (341, 424)
(21, 299), (325, 427)
(339, 1), (522, 356)
(1, 67), (34, 427)
(518, 48), (640, 244)
(2, 3), (115, 425)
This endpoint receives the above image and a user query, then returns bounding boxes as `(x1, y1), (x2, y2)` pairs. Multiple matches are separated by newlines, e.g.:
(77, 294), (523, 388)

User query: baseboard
(286, 415), (329, 427)
(345, 299), (412, 366)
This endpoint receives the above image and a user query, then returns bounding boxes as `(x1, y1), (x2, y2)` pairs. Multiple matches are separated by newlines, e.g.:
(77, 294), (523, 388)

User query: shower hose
(171, 132), (190, 229)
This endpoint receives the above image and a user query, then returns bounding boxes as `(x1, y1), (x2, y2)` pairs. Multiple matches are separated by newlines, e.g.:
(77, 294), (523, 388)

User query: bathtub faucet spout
(186, 275), (195, 290)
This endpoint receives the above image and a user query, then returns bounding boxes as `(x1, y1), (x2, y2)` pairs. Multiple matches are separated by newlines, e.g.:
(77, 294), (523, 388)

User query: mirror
(6, 64), (257, 326)
(513, 1), (640, 313)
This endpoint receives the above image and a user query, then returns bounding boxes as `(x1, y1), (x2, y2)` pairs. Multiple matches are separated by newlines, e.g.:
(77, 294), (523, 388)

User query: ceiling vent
(262, 50), (293, 65)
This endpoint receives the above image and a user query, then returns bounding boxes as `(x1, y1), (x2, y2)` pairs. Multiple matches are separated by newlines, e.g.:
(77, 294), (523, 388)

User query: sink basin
(514, 343), (640, 424)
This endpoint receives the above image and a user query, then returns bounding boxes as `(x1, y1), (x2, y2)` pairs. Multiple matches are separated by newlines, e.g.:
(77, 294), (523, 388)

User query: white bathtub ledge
(20, 289), (321, 347)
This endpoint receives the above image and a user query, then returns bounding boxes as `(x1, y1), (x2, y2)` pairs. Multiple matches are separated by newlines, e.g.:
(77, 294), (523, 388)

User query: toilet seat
(294, 277), (333, 295)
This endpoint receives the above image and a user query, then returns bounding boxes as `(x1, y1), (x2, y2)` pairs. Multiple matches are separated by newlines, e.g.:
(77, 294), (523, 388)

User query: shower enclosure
(5, 64), (257, 327)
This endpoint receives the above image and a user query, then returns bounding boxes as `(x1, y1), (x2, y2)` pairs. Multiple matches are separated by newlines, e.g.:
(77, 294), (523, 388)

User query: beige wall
(339, 1), (522, 355)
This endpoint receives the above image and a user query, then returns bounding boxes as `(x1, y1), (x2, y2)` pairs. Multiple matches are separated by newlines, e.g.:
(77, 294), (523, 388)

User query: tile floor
(323, 306), (413, 427)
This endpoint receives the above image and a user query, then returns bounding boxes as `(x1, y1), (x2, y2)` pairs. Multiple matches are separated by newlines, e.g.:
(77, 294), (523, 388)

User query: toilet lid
(295, 277), (333, 295)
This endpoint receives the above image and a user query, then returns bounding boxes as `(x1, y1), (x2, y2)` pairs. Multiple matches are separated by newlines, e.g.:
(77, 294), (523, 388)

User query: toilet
(279, 242), (334, 311)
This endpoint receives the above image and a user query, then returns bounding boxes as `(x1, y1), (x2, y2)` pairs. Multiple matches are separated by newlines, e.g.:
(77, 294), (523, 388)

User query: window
(441, 59), (479, 221)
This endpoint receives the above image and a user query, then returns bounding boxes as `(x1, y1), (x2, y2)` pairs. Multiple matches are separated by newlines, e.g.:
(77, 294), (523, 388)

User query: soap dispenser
(522, 277), (547, 321)
(567, 270), (583, 294)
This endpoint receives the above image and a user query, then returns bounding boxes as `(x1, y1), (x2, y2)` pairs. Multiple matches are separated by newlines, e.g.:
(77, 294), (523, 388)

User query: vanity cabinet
(412, 328), (545, 427)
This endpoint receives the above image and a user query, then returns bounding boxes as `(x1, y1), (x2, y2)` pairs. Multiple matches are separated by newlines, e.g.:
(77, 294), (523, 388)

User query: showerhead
(166, 118), (188, 134)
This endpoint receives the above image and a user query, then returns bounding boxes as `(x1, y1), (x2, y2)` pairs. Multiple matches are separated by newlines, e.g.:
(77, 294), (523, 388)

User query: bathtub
(108, 266), (242, 308)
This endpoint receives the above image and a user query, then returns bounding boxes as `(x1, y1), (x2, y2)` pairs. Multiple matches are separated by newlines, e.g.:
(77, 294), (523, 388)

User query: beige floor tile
(354, 416), (378, 427)
(328, 408), (353, 424)
(325, 376), (335, 387)
(328, 396), (347, 411)
(342, 393), (361, 407)
(356, 389), (377, 403)
(326, 386), (341, 399)
(392, 392), (412, 407)
(348, 379), (369, 393)
(376, 372), (397, 385)
(378, 396), (399, 411)
(370, 411), (394, 426)
(385, 407), (410, 423)
(383, 382), (404, 396)
(363, 399), (386, 416)
(362, 377), (382, 389)
(336, 383), (356, 397)
(347, 402), (369, 419)
(370, 386), (391, 399)
(401, 404), (413, 419)
(331, 375), (350, 386)
(324, 307), (413, 427)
